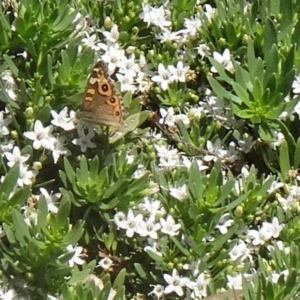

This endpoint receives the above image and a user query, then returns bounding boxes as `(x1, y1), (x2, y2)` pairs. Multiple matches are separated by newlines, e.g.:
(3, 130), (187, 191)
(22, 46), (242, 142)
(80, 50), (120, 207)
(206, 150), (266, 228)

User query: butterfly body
(79, 61), (124, 128)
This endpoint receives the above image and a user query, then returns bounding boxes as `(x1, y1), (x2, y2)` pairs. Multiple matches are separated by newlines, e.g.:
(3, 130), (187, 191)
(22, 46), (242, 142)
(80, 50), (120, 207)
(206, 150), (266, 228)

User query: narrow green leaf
(279, 140), (290, 179)
(63, 157), (75, 184)
(207, 77), (232, 101)
(2, 223), (16, 244)
(263, 18), (278, 58)
(134, 263), (147, 279)
(47, 54), (55, 86)
(113, 268), (126, 289)
(170, 236), (190, 256)
(56, 195), (71, 228)
(89, 156), (99, 180)
(13, 210), (31, 245)
(293, 138), (300, 168)
(280, 0), (293, 30)
(0, 164), (19, 197)
(79, 156), (89, 180)
(232, 82), (251, 108)
(265, 44), (278, 81)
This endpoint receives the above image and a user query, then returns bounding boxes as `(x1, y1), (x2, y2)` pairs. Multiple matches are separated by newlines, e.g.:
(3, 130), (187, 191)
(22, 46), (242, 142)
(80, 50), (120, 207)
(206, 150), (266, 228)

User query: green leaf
(279, 140), (290, 179)
(280, 0), (293, 30)
(89, 156), (99, 180)
(207, 77), (233, 102)
(113, 268), (126, 289)
(263, 18), (278, 58)
(265, 44), (278, 81)
(63, 157), (75, 185)
(56, 195), (71, 228)
(232, 82), (251, 108)
(13, 210), (31, 246)
(9, 185), (30, 207)
(134, 263), (147, 279)
(252, 77), (263, 104)
(293, 138), (300, 168)
(62, 220), (85, 245)
(0, 164), (19, 197)
(170, 236), (190, 256)
(80, 156), (89, 180)
(3, 54), (19, 76)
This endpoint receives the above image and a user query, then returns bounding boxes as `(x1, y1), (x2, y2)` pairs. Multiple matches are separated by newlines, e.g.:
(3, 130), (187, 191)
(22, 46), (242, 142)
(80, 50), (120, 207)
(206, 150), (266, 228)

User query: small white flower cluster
(23, 109), (73, 163)
(149, 269), (210, 299)
(151, 62), (190, 91)
(114, 197), (181, 241)
(140, 3), (216, 44)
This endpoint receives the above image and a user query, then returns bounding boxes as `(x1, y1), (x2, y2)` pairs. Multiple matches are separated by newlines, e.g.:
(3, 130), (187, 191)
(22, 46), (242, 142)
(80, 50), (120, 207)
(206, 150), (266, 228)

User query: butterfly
(78, 60), (124, 128)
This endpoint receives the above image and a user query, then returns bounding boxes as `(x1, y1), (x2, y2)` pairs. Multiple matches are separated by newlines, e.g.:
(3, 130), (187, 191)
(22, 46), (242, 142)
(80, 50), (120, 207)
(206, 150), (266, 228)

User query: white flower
(261, 217), (284, 239)
(203, 4), (216, 21)
(196, 44), (211, 58)
(115, 73), (137, 93)
(72, 130), (96, 152)
(82, 33), (100, 51)
(136, 216), (161, 239)
(152, 63), (172, 91)
(38, 188), (61, 213)
(114, 211), (127, 228)
(155, 144), (178, 159)
(138, 197), (166, 218)
(186, 273), (210, 298)
(183, 259), (201, 277)
(229, 240), (252, 262)
(118, 54), (140, 78)
(139, 3), (172, 29)
(169, 184), (188, 201)
(163, 269), (189, 296)
(216, 213), (234, 234)
(237, 136), (256, 153)
(24, 120), (54, 150)
(51, 136), (71, 163)
(98, 257), (113, 270)
(100, 44), (126, 75)
(168, 61), (189, 82)
(204, 139), (228, 162)
(160, 215), (181, 236)
(148, 284), (165, 299)
(4, 146), (29, 168)
(183, 14), (202, 38)
(226, 274), (243, 290)
(159, 107), (176, 127)
(0, 287), (16, 300)
(174, 113), (190, 127)
(267, 180), (284, 194)
(51, 107), (75, 131)
(246, 228), (272, 245)
(18, 164), (36, 187)
(102, 24), (119, 43)
(156, 28), (183, 43)
(269, 131), (285, 149)
(211, 49), (234, 73)
(66, 245), (85, 267)
(0, 111), (12, 136)
(114, 209), (143, 238)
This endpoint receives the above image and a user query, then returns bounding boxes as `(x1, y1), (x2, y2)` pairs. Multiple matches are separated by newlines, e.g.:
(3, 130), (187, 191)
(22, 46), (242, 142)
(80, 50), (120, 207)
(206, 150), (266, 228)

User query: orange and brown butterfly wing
(80, 61), (124, 128)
